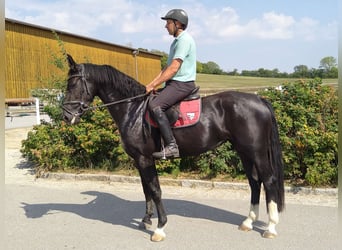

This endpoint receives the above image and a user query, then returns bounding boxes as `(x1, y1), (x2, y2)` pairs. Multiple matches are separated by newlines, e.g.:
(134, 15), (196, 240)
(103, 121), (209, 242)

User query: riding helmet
(161, 9), (188, 29)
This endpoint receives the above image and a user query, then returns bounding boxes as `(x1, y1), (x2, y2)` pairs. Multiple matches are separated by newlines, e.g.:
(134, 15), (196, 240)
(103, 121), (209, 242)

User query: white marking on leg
(265, 200), (279, 237)
(241, 204), (259, 230)
(151, 224), (167, 242)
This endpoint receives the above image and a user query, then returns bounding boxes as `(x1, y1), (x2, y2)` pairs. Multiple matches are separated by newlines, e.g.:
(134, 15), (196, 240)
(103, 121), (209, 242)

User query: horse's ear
(66, 54), (77, 71)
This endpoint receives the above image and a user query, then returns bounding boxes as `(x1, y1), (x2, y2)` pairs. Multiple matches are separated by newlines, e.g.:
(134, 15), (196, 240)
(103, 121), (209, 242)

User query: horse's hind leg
(239, 174), (262, 232)
(262, 181), (280, 238)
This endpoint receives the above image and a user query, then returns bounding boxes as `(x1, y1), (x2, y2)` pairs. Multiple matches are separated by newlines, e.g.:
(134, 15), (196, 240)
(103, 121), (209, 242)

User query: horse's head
(62, 54), (95, 124)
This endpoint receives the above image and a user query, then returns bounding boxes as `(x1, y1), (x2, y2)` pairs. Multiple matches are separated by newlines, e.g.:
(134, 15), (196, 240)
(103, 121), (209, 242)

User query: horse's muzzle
(62, 101), (88, 125)
(62, 112), (80, 125)
(62, 106), (82, 125)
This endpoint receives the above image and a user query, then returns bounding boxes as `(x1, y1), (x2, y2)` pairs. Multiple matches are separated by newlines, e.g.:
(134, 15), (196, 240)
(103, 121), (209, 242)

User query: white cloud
(5, 0), (160, 37)
(252, 12), (295, 39)
(192, 9), (296, 41)
(185, 3), (336, 44)
(5, 1), (337, 47)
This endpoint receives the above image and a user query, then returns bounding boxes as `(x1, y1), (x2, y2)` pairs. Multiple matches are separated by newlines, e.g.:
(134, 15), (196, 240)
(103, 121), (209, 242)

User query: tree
(202, 61), (222, 74)
(227, 68), (239, 76)
(328, 66), (338, 78)
(319, 56), (337, 72)
(319, 56), (338, 78)
(293, 65), (309, 78)
(196, 61), (203, 73)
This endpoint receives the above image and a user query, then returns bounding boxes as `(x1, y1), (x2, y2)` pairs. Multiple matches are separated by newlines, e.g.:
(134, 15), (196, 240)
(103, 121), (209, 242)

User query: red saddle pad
(145, 98), (201, 129)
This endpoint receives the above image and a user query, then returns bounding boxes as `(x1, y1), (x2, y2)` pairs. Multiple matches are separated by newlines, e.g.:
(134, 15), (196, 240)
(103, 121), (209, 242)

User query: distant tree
(309, 68), (324, 78)
(227, 69), (239, 76)
(271, 68), (280, 77)
(319, 56), (338, 78)
(257, 68), (276, 77)
(196, 61), (203, 73)
(202, 61), (223, 74)
(278, 71), (290, 78)
(293, 65), (309, 78)
(328, 66), (338, 78)
(160, 54), (168, 69)
(241, 70), (255, 77)
(319, 56), (337, 72)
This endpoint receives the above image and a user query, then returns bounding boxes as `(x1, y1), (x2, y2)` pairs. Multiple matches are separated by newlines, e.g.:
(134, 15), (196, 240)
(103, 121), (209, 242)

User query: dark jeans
(148, 80), (196, 111)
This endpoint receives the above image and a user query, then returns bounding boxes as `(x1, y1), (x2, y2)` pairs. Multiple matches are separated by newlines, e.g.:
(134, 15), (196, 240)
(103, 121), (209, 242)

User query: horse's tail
(262, 98), (285, 212)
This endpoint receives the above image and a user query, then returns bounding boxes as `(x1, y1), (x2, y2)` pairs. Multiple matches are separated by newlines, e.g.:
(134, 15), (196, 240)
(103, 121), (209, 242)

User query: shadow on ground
(21, 190), (263, 237)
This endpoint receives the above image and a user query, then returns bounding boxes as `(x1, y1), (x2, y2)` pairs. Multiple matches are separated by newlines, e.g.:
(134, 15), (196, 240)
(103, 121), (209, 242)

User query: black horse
(62, 54), (284, 241)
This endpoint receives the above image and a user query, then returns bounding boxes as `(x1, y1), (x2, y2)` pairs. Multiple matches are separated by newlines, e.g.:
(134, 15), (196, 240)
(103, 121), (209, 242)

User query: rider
(146, 9), (197, 159)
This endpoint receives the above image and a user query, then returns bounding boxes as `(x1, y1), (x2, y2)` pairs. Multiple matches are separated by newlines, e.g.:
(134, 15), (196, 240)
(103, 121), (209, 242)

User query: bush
(21, 98), (133, 177)
(153, 141), (244, 180)
(191, 142), (244, 179)
(258, 79), (338, 186)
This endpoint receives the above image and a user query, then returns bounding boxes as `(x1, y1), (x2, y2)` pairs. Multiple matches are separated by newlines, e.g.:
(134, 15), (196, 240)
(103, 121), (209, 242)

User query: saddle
(145, 87), (201, 129)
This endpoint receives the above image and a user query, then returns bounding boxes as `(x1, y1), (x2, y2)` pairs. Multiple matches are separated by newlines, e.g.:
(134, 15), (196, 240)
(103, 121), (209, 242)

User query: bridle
(62, 70), (148, 122)
(62, 73), (92, 121)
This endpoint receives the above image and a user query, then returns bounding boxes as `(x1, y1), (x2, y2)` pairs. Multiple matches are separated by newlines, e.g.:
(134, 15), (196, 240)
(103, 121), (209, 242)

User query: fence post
(35, 98), (40, 125)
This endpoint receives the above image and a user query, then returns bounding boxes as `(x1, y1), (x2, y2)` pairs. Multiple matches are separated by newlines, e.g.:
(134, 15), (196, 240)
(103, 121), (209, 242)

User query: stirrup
(161, 144), (167, 160)
(152, 144), (179, 159)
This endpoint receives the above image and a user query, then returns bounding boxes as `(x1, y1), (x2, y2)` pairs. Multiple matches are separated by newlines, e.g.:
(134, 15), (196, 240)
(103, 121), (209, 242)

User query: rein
(83, 93), (148, 112)
(63, 92), (148, 117)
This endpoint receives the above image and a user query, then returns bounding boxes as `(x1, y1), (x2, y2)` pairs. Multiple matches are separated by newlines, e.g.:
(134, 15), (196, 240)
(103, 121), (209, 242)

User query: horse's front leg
(138, 163), (167, 242)
(139, 177), (154, 230)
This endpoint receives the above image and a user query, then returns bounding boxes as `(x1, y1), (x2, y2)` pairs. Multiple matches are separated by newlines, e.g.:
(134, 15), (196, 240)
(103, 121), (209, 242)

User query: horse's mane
(83, 63), (146, 97)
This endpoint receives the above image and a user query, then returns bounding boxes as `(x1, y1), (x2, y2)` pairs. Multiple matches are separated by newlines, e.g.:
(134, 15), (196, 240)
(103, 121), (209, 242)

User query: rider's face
(165, 20), (177, 35)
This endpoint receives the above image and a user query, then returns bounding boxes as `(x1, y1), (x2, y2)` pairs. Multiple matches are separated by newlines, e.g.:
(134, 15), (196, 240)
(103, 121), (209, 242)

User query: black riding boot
(151, 107), (179, 159)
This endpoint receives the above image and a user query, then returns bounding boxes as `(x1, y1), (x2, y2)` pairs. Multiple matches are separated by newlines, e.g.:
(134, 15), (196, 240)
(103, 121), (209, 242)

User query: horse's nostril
(63, 114), (73, 124)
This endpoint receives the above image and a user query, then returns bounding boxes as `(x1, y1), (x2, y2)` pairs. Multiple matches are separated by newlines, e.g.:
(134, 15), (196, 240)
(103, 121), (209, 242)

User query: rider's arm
(146, 58), (182, 93)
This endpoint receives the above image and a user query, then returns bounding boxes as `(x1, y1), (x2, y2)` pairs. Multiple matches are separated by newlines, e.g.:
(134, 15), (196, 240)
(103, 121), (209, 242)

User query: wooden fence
(5, 18), (161, 98)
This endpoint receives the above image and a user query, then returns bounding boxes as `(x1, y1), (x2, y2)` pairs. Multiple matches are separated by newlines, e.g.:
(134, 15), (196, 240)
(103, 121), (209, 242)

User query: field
(195, 73), (338, 95)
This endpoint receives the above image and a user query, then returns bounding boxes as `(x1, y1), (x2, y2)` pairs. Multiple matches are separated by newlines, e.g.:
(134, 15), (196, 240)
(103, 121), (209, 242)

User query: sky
(5, 0), (338, 73)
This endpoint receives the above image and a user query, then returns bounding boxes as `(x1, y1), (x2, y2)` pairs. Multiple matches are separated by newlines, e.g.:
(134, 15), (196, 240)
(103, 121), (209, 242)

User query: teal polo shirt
(167, 31), (196, 82)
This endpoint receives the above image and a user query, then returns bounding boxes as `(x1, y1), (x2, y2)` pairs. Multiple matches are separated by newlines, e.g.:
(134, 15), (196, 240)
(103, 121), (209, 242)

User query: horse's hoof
(151, 227), (166, 242)
(151, 232), (165, 242)
(262, 231), (277, 239)
(238, 223), (252, 232)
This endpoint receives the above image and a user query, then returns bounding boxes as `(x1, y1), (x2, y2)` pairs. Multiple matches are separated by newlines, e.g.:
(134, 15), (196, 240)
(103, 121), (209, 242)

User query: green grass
(195, 73), (337, 94)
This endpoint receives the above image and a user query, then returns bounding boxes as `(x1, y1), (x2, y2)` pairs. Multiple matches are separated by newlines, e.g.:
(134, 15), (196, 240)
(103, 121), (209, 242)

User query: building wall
(5, 19), (161, 98)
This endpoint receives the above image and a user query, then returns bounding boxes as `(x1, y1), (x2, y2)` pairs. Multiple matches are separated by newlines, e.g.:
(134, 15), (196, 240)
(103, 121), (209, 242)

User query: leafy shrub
(258, 79), (338, 186)
(192, 142), (244, 179)
(21, 98), (133, 176)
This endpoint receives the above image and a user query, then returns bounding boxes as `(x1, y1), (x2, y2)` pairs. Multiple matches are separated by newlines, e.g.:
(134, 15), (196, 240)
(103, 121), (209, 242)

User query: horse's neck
(106, 100), (144, 129)
(92, 72), (145, 129)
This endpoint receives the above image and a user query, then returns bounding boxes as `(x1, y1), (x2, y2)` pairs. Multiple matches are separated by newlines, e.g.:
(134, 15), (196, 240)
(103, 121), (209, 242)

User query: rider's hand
(146, 84), (154, 94)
